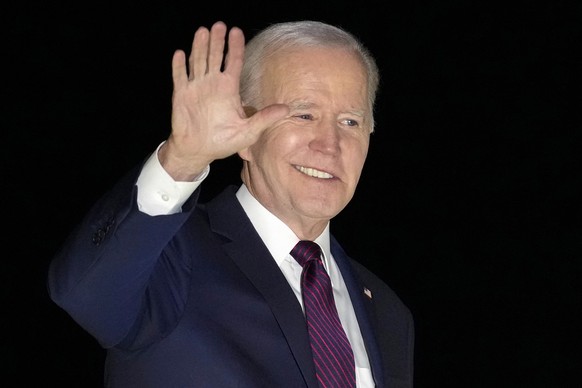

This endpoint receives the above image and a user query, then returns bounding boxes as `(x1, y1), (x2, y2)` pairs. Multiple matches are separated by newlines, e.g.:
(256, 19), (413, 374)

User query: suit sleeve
(47, 164), (200, 349)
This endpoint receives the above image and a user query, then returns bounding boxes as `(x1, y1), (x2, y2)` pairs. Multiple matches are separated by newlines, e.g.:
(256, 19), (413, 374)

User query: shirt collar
(235, 184), (331, 267)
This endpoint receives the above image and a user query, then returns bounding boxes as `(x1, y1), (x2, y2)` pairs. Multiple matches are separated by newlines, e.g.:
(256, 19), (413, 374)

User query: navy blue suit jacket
(48, 164), (414, 387)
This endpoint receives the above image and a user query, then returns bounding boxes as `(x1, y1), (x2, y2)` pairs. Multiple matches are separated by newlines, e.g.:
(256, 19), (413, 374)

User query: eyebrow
(288, 101), (316, 110)
(288, 101), (365, 117)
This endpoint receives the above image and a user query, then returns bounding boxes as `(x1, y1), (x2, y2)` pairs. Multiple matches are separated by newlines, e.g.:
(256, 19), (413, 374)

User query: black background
(5, 0), (580, 386)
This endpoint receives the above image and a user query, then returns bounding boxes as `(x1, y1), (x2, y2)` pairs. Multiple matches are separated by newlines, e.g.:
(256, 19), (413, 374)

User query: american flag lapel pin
(363, 287), (372, 299)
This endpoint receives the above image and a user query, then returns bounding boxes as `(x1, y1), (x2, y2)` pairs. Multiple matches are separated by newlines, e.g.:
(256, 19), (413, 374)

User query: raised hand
(159, 21), (288, 181)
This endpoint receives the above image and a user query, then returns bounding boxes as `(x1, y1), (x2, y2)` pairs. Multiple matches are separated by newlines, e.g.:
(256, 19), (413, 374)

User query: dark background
(5, 0), (580, 386)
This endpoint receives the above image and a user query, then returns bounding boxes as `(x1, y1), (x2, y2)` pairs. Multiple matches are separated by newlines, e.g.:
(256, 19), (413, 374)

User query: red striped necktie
(290, 240), (356, 387)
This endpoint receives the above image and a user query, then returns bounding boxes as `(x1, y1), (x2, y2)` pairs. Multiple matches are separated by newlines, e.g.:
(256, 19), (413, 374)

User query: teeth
(295, 166), (333, 179)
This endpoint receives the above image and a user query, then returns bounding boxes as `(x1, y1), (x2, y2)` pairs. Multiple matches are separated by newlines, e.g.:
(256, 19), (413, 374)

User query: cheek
(246, 136), (287, 169)
(358, 135), (370, 158)
(265, 127), (303, 157)
(243, 131), (274, 162)
(347, 142), (369, 176)
(348, 134), (369, 157)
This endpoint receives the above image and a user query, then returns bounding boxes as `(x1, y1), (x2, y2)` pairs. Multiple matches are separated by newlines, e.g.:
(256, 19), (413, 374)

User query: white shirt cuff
(136, 142), (209, 216)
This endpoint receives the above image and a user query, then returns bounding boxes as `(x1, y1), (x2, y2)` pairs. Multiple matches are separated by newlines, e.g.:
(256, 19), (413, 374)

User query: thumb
(246, 103), (289, 136)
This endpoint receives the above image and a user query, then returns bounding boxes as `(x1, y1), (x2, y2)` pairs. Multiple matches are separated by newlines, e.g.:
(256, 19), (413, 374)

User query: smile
(294, 165), (334, 179)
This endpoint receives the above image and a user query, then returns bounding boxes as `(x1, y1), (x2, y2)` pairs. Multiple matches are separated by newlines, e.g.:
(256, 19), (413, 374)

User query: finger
(223, 26), (245, 77)
(190, 26), (210, 79)
(172, 50), (188, 89)
(247, 103), (290, 137)
(208, 21), (227, 72)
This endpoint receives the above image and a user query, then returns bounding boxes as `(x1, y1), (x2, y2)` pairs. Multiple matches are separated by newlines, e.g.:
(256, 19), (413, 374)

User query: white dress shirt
(135, 144), (375, 387)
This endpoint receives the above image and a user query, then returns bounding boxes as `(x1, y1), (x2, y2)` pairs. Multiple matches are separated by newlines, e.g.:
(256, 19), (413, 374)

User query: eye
(295, 114), (314, 121)
(341, 118), (360, 127)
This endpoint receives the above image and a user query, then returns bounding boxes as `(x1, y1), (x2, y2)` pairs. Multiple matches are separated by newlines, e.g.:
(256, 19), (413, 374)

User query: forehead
(261, 47), (368, 108)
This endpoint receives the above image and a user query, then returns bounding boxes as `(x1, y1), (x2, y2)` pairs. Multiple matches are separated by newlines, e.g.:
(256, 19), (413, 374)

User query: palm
(167, 22), (288, 177)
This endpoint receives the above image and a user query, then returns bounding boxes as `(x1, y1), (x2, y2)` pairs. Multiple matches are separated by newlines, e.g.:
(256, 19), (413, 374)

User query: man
(48, 20), (414, 387)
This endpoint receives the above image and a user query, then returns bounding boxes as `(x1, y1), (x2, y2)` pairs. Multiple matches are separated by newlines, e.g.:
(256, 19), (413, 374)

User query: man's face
(239, 47), (371, 234)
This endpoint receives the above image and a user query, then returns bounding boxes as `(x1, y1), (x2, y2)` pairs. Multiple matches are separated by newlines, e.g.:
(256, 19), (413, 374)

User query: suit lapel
(331, 237), (386, 388)
(206, 186), (319, 388)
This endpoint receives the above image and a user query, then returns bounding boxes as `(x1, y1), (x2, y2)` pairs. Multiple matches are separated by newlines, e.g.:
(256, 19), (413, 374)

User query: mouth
(294, 165), (334, 179)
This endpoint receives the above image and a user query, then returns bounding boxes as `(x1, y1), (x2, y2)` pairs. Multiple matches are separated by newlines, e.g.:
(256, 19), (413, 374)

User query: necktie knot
(290, 240), (322, 267)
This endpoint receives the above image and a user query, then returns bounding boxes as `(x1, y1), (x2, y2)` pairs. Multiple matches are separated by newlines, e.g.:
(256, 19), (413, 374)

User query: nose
(310, 120), (341, 155)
